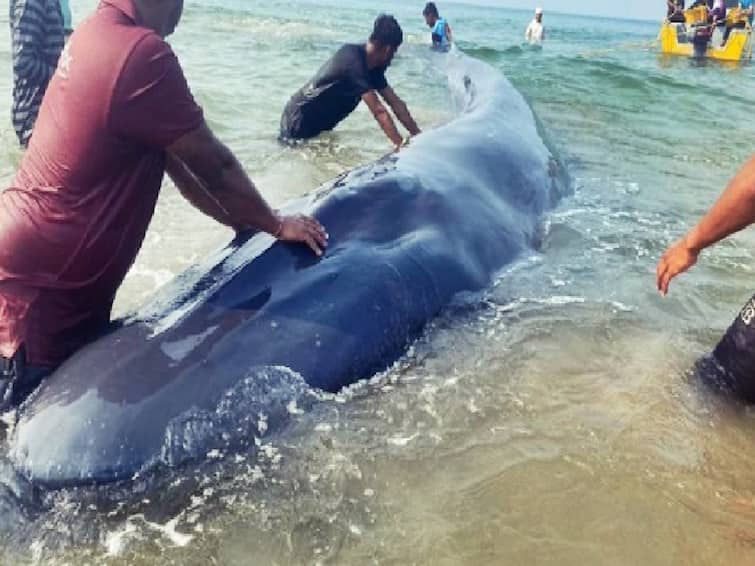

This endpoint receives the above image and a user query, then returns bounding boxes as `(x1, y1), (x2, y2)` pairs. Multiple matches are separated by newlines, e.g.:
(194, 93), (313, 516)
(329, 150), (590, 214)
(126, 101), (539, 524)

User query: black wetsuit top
(280, 44), (389, 140)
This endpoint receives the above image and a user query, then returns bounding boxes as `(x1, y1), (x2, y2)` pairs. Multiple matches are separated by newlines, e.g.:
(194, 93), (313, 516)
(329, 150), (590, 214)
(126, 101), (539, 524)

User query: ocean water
(1, 1), (755, 564)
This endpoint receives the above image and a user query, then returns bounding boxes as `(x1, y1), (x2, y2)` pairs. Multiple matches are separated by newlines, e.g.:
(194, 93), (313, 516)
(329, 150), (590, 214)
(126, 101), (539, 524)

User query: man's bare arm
(165, 153), (242, 231)
(361, 90), (403, 148)
(167, 121), (327, 255)
(379, 86), (421, 137)
(445, 22), (454, 44)
(657, 155), (755, 295)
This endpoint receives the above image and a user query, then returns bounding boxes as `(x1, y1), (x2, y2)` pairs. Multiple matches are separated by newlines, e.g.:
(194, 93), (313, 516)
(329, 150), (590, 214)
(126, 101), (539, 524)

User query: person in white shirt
(525, 7), (545, 43)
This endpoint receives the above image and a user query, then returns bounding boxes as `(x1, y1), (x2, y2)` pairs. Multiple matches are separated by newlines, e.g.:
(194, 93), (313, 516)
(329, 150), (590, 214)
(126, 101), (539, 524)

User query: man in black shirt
(280, 15), (421, 149)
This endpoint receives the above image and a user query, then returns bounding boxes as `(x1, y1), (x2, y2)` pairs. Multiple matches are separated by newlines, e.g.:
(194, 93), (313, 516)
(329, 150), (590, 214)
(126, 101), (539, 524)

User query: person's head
(367, 14), (403, 68)
(423, 2), (440, 27)
(133, 0), (184, 38)
(535, 6), (543, 22)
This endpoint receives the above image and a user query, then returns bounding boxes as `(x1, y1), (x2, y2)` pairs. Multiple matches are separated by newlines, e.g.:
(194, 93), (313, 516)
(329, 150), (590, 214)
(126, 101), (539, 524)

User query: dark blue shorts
(711, 294), (755, 401)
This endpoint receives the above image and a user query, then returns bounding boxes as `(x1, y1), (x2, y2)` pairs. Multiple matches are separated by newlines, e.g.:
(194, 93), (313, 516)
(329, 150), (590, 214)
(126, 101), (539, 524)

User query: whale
(8, 51), (569, 486)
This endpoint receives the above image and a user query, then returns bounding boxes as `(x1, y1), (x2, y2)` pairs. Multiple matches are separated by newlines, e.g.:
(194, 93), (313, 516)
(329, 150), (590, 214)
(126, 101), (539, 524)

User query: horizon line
(447, 0), (661, 23)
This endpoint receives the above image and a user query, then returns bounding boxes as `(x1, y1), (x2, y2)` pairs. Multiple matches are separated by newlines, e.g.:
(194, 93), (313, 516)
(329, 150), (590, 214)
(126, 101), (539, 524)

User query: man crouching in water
(657, 156), (755, 400)
(0, 0), (328, 409)
(279, 14), (421, 150)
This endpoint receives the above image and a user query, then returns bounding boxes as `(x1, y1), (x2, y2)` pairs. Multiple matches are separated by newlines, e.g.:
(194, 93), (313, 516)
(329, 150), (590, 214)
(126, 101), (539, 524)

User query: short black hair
(423, 2), (439, 17)
(370, 14), (403, 48)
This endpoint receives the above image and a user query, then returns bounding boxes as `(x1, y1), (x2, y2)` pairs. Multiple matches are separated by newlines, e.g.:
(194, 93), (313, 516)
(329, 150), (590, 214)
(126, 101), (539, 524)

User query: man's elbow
(215, 143), (237, 172)
(202, 148), (236, 191)
(371, 105), (390, 120)
(178, 144), (235, 193)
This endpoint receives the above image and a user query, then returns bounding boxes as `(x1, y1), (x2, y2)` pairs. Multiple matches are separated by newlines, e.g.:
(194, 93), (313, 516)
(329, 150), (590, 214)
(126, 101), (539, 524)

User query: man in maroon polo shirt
(0, 0), (328, 408)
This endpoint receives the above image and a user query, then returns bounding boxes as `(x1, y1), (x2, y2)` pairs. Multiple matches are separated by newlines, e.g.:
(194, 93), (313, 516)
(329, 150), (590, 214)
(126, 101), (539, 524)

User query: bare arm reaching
(167, 121), (328, 255)
(380, 86), (421, 137)
(657, 155), (755, 295)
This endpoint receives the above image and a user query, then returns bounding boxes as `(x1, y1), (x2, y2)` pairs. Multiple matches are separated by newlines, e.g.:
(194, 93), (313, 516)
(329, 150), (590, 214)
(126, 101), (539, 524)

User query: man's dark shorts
(279, 104), (314, 142)
(711, 293), (755, 401)
(0, 346), (53, 411)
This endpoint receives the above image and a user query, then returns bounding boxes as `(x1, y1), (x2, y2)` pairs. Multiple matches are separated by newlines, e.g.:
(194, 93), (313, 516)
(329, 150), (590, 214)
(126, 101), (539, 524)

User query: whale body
(9, 52), (568, 486)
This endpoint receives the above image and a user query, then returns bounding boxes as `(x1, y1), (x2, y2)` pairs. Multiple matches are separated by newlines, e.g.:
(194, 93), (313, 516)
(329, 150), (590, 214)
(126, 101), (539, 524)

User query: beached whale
(9, 51), (568, 486)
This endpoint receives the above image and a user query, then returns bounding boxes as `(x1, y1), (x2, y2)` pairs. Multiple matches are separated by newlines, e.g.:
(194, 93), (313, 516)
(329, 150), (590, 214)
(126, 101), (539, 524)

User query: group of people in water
(666, 0), (753, 26)
(0, 0), (467, 409)
(2, 0), (755, 410)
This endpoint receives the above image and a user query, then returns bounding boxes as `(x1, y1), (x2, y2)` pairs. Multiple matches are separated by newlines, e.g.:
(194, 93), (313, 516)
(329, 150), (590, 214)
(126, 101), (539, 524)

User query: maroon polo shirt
(0, 0), (203, 366)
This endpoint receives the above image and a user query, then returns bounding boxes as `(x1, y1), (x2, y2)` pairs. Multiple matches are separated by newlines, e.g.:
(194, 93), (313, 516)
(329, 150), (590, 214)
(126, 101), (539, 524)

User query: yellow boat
(660, 5), (753, 62)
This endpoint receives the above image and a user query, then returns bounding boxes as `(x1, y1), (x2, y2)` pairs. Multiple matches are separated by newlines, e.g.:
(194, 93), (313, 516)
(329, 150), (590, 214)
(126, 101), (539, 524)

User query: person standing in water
(0, 0), (327, 409)
(279, 14), (421, 150)
(525, 7), (545, 44)
(657, 156), (755, 400)
(9, 0), (65, 147)
(423, 2), (453, 51)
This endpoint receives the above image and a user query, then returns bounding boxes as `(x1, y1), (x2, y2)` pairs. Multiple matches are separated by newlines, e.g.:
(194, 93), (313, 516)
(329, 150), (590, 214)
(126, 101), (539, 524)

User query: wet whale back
(10, 52), (568, 486)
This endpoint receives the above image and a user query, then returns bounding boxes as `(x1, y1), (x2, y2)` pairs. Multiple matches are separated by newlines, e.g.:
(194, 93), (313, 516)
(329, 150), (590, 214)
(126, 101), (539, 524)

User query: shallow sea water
(1, 1), (755, 564)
